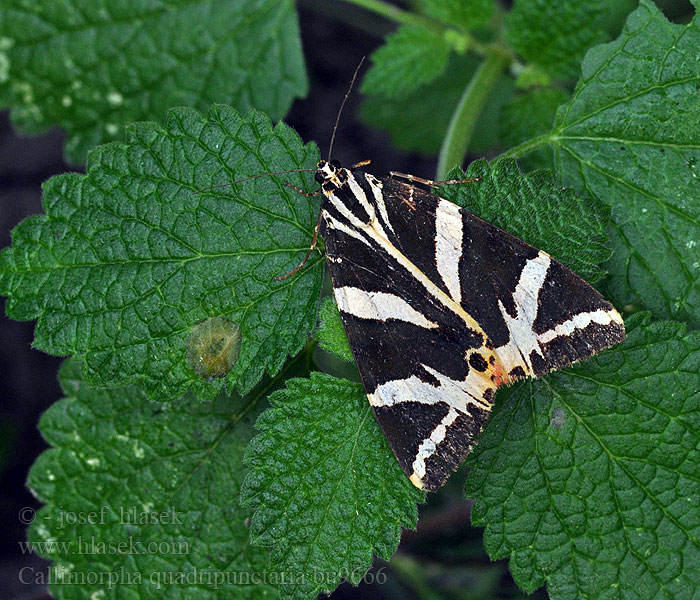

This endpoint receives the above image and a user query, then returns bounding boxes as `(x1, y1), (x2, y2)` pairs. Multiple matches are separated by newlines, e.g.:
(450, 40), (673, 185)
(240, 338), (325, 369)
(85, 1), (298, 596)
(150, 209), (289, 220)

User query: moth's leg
(351, 159), (371, 170)
(284, 182), (322, 197)
(274, 211), (324, 280)
(398, 185), (417, 210)
(388, 172), (481, 186)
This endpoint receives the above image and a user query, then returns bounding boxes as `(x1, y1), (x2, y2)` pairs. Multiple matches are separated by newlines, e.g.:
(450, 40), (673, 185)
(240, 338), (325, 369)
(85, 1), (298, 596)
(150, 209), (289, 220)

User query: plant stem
(344, 0), (441, 31)
(497, 132), (555, 161)
(436, 51), (510, 179)
(390, 555), (444, 600)
(343, 0), (506, 57)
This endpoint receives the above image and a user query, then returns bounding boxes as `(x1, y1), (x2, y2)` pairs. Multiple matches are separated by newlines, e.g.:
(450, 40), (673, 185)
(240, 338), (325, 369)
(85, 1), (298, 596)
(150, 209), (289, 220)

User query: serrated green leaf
(0, 106), (322, 401)
(439, 159), (611, 282)
(27, 358), (288, 600)
(552, 0), (700, 326)
(314, 296), (353, 362)
(361, 26), (451, 98)
(500, 88), (569, 171)
(421, 0), (494, 31)
(465, 313), (700, 598)
(505, 0), (631, 80)
(242, 373), (424, 600)
(0, 0), (307, 164)
(361, 54), (513, 155)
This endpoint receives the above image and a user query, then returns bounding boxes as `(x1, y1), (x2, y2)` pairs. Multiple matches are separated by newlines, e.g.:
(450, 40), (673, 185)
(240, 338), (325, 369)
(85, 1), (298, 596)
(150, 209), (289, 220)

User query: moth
(308, 159), (625, 491)
(241, 64), (625, 491)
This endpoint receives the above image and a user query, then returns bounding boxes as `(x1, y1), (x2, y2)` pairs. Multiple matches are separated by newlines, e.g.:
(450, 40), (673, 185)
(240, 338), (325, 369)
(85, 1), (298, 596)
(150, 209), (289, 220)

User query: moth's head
(315, 159), (345, 189)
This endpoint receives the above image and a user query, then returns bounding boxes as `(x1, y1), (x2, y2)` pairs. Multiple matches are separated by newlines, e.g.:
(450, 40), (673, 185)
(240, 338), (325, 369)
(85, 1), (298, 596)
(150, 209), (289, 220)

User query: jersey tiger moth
(310, 158), (625, 491)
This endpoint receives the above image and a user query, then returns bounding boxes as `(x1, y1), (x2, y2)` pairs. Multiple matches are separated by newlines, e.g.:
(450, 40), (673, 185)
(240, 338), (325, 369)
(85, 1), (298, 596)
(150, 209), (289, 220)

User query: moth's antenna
(327, 56), (365, 161)
(195, 168), (315, 194)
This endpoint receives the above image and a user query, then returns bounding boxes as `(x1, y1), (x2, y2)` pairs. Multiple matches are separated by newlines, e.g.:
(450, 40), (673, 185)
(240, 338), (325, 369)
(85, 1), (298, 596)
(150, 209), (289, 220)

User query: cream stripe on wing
(365, 174), (396, 236)
(346, 172), (391, 239)
(321, 210), (373, 248)
(435, 199), (464, 303)
(359, 214), (487, 336)
(368, 364), (494, 411)
(537, 308), (623, 344)
(495, 251), (551, 374)
(347, 172), (374, 216)
(334, 287), (438, 329)
(327, 191), (369, 230)
(410, 407), (459, 483)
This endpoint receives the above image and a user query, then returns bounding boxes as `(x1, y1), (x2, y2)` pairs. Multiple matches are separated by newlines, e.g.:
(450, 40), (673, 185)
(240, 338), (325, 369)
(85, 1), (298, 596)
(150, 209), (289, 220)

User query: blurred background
(1, 0), (693, 598)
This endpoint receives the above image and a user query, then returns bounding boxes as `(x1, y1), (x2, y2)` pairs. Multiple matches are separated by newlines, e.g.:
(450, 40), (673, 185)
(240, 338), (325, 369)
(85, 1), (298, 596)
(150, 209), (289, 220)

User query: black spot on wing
(509, 366), (526, 380)
(469, 353), (489, 372)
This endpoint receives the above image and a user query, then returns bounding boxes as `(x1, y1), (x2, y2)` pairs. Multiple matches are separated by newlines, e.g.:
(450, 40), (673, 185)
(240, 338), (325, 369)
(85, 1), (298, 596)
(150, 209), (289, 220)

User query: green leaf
(0, 0), (307, 164)
(361, 54), (513, 155)
(27, 358), (287, 599)
(242, 373), (424, 600)
(0, 106), (322, 401)
(314, 296), (353, 362)
(421, 0), (494, 31)
(361, 26), (451, 98)
(500, 88), (569, 171)
(505, 0), (630, 80)
(465, 313), (700, 598)
(552, 0), (700, 326)
(439, 159), (611, 282)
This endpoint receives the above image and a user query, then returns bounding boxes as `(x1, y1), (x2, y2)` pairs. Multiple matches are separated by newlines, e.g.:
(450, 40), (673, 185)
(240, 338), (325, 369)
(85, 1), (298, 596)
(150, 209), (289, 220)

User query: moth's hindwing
(319, 169), (624, 491)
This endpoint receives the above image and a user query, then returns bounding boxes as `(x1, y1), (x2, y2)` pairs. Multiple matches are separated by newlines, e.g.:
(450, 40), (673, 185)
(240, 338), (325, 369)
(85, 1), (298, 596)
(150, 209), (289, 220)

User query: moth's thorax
(315, 159), (347, 192)
(316, 159), (376, 227)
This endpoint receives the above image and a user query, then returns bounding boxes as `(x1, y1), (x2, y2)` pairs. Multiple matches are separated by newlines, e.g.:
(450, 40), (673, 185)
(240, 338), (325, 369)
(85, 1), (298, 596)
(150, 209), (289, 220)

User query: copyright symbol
(18, 507), (35, 524)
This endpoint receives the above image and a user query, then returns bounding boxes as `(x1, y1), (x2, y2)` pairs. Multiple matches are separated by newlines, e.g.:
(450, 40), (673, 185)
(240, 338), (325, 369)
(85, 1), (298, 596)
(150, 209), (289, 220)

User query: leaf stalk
(497, 132), (555, 161)
(343, 0), (511, 59)
(436, 51), (510, 179)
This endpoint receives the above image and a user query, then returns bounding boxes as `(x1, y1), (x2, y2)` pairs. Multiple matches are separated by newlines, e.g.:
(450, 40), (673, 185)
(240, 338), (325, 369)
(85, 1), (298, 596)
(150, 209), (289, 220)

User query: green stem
(390, 555), (443, 600)
(436, 51), (510, 179)
(344, 0), (443, 31)
(497, 132), (555, 161)
(343, 0), (503, 57)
